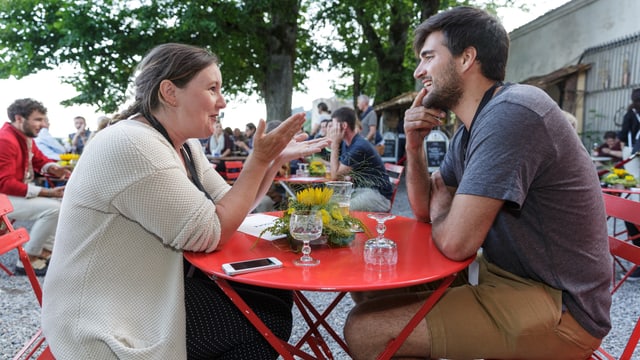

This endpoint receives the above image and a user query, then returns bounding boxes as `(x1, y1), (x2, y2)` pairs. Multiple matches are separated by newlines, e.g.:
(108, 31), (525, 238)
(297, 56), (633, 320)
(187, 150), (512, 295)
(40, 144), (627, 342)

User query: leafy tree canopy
(0, 0), (524, 117)
(0, 0), (316, 118)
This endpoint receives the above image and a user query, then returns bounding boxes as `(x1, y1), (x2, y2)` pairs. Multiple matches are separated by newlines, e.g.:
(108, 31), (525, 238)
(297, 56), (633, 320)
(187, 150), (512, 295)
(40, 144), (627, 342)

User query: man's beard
(421, 60), (463, 111)
(22, 124), (38, 138)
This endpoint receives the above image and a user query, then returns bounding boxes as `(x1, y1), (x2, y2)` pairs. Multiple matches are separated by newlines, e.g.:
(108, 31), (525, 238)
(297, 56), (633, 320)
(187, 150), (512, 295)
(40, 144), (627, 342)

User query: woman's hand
(251, 113), (330, 164)
(277, 135), (331, 164)
(251, 113), (306, 163)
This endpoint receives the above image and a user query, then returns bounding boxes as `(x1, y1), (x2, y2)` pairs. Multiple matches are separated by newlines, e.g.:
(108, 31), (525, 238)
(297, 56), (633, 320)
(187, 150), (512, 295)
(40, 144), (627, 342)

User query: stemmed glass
(290, 210), (323, 266)
(364, 213), (397, 267)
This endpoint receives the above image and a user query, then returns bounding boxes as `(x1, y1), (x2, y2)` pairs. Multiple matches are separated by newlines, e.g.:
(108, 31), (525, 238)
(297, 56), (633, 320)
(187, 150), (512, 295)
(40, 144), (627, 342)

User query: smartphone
(221, 257), (283, 276)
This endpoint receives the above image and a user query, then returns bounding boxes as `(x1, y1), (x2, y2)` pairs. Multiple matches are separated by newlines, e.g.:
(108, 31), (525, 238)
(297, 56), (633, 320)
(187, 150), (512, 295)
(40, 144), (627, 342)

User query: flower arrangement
(308, 158), (327, 177)
(260, 187), (366, 249)
(601, 168), (638, 188)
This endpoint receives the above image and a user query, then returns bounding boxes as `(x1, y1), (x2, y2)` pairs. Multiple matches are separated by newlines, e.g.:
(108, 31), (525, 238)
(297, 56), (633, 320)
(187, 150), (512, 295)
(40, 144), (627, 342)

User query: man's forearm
(405, 147), (431, 223)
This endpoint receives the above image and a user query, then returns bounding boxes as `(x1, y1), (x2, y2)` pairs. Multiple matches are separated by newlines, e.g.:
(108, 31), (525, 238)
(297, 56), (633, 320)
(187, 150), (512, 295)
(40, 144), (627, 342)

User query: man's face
(74, 117), (86, 130)
(414, 31), (463, 111)
(18, 111), (46, 138)
(357, 99), (368, 112)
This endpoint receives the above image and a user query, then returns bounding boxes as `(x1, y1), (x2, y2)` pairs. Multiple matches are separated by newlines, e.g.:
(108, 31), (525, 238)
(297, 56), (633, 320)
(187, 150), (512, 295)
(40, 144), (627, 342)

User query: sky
(0, 0), (570, 139)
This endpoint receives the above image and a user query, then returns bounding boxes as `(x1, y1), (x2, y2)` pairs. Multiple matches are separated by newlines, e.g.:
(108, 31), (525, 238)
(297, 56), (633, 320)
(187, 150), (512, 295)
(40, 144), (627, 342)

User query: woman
(42, 43), (330, 359)
(208, 122), (232, 157)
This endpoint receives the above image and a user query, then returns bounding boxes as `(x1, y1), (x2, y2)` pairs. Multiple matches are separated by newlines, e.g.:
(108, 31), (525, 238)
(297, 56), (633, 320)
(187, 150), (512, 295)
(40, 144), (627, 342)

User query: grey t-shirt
(440, 84), (611, 339)
(360, 107), (377, 143)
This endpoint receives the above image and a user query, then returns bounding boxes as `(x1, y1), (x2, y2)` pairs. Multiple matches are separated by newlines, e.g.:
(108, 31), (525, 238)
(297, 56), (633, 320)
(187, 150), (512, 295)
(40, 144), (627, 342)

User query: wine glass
(290, 209), (323, 266)
(364, 213), (397, 267)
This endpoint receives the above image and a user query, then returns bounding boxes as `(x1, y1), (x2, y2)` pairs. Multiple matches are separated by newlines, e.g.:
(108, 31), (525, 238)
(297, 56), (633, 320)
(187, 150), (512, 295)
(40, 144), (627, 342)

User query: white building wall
(506, 0), (640, 83)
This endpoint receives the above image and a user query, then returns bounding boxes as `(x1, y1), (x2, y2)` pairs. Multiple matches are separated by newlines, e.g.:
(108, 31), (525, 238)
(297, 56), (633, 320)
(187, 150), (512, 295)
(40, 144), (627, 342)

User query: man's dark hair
(413, 6), (509, 82)
(317, 102), (330, 113)
(246, 122), (256, 132)
(603, 131), (618, 140)
(332, 107), (356, 131)
(7, 98), (47, 122)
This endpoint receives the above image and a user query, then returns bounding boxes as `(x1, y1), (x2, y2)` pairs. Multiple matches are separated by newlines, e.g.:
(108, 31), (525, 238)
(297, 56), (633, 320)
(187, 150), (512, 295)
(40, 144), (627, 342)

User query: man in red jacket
(0, 98), (70, 275)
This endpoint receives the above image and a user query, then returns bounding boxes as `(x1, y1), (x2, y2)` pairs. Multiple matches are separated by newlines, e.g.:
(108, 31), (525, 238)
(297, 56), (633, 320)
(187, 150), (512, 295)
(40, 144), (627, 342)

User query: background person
(0, 98), (70, 276)
(618, 88), (640, 179)
(356, 94), (379, 144)
(41, 43), (330, 359)
(234, 122), (256, 154)
(208, 122), (232, 157)
(68, 115), (91, 154)
(594, 130), (623, 163)
(35, 116), (67, 161)
(310, 101), (331, 137)
(344, 7), (611, 360)
(327, 107), (392, 212)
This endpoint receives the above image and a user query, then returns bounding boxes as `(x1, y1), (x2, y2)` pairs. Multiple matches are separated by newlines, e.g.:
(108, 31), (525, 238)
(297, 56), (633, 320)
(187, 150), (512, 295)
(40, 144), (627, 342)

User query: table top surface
(274, 175), (329, 183)
(591, 156), (614, 162)
(185, 212), (474, 292)
(206, 155), (248, 162)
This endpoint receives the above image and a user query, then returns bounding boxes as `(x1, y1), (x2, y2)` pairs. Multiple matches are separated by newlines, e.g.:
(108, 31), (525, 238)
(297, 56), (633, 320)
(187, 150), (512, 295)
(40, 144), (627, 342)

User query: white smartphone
(221, 257), (283, 276)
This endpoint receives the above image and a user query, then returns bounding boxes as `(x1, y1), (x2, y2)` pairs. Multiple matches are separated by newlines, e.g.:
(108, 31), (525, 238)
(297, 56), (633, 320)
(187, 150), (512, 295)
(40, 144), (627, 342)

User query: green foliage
(0, 0), (316, 117)
(0, 0), (527, 115)
(313, 0), (525, 106)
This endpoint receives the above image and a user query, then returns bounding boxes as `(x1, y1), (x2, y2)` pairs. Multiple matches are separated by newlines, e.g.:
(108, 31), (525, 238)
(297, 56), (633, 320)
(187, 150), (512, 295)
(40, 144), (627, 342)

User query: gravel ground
(1, 178), (639, 359)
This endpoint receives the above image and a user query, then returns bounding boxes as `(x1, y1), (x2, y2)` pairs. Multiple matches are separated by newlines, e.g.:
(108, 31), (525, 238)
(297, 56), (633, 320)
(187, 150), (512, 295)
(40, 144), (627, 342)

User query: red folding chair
(602, 193), (640, 293)
(0, 194), (53, 359)
(222, 161), (243, 184)
(0, 195), (42, 305)
(592, 194), (640, 360)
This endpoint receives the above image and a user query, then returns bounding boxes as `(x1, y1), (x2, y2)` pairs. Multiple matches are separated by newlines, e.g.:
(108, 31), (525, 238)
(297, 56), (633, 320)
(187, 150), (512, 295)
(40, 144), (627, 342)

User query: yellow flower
(625, 175), (635, 181)
(320, 209), (331, 224)
(613, 168), (628, 177)
(330, 207), (343, 221)
(296, 187), (333, 206)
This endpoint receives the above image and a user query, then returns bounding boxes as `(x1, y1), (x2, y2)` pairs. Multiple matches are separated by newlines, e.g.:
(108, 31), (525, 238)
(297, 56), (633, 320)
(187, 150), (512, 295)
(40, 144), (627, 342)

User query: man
(69, 115), (91, 154)
(356, 94), (380, 145)
(234, 122), (256, 154)
(35, 116), (67, 160)
(344, 7), (611, 359)
(0, 98), (70, 276)
(327, 107), (392, 212)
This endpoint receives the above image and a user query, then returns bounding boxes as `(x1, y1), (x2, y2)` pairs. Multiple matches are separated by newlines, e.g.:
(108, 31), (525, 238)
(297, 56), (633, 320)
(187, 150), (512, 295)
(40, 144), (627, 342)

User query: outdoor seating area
(4, 0), (640, 357)
(2, 178), (640, 359)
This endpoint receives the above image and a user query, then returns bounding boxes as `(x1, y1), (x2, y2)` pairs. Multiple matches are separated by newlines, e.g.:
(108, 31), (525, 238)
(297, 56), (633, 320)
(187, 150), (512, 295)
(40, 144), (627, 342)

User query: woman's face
(214, 122), (223, 135)
(174, 63), (227, 140)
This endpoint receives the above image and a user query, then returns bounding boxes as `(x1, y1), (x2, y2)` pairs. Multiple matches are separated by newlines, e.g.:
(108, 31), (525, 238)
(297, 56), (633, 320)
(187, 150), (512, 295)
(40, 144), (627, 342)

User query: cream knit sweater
(42, 120), (230, 359)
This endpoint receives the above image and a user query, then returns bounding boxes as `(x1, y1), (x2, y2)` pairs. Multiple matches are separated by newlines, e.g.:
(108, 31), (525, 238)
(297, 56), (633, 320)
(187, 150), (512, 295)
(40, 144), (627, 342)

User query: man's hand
(404, 88), (446, 152)
(48, 165), (71, 179)
(328, 119), (345, 148)
(429, 171), (454, 224)
(40, 186), (65, 198)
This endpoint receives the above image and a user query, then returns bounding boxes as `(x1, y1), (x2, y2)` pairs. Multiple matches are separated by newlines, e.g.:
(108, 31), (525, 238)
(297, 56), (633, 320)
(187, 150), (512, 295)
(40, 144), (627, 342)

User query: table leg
(213, 277), (316, 360)
(294, 291), (350, 358)
(375, 273), (457, 360)
(278, 180), (296, 198)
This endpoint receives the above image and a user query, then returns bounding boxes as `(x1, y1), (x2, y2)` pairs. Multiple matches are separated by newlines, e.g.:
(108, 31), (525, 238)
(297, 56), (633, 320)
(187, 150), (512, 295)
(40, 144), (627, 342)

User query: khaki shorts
(424, 256), (602, 359)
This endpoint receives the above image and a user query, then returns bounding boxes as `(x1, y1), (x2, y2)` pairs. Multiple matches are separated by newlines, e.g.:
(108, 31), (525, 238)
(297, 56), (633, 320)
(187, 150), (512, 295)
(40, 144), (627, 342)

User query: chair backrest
(0, 194), (43, 306)
(598, 193), (640, 359)
(384, 163), (405, 212)
(223, 161), (244, 183)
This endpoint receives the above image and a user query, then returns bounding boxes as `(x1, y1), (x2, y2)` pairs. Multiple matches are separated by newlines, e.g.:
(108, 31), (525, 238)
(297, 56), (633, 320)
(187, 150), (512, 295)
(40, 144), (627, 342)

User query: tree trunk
(265, 54), (294, 121)
(262, 0), (299, 122)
